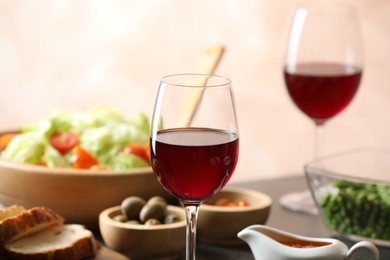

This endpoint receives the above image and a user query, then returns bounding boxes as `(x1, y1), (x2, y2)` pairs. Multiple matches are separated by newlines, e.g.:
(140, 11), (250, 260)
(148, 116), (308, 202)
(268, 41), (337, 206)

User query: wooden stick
(177, 44), (225, 127)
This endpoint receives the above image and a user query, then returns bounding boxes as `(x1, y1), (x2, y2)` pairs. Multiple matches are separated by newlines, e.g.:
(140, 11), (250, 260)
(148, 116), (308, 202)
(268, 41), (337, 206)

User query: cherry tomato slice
(123, 144), (150, 164)
(73, 145), (98, 169)
(49, 131), (78, 154)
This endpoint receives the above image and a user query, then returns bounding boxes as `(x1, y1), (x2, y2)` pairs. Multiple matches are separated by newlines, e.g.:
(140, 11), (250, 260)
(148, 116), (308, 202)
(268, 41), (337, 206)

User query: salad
(0, 106), (152, 171)
(320, 180), (390, 240)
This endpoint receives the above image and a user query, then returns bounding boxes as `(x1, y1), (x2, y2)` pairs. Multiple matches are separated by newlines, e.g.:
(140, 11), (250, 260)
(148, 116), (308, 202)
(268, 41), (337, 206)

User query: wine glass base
(279, 190), (318, 215)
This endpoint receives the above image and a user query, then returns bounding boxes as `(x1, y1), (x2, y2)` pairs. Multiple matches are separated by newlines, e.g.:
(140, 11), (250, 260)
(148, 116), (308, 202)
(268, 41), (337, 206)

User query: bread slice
(0, 206), (64, 250)
(0, 205), (26, 222)
(5, 224), (98, 260)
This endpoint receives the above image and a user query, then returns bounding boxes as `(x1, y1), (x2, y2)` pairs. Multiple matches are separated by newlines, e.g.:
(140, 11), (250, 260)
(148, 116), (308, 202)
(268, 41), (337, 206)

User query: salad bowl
(0, 159), (171, 229)
(0, 106), (173, 229)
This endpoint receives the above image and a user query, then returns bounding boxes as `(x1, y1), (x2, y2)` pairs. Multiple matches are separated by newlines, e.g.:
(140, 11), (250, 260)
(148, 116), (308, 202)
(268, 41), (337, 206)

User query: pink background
(0, 0), (389, 182)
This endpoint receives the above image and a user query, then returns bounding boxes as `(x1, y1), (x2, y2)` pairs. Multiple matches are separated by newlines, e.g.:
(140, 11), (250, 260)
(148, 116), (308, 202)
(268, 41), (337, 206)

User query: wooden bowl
(99, 205), (186, 259)
(197, 188), (272, 246)
(0, 159), (171, 229)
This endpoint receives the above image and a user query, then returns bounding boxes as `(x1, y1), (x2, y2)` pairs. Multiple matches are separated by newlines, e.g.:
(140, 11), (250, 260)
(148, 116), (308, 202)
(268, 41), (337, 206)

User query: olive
(126, 220), (141, 225)
(113, 214), (128, 223)
(121, 196), (146, 220)
(147, 196), (167, 207)
(144, 218), (161, 226)
(139, 200), (167, 223)
(164, 214), (180, 224)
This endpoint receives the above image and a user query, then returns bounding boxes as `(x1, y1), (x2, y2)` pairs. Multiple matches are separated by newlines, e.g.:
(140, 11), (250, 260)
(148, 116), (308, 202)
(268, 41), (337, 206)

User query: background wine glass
(150, 74), (239, 260)
(280, 3), (364, 214)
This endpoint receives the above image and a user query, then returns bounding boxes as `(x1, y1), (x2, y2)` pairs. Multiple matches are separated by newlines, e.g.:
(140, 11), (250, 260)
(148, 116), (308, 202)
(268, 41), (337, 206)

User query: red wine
(150, 128), (239, 203)
(284, 62), (362, 125)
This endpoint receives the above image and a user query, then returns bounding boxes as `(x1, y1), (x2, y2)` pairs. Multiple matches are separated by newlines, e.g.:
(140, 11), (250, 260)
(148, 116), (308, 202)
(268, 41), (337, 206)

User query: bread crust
(0, 206), (98, 259)
(0, 207), (64, 251)
(0, 205), (26, 222)
(5, 224), (99, 260)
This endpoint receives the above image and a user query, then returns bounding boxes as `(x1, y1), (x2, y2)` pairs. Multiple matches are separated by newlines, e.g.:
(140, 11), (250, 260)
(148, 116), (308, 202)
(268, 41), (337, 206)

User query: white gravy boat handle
(346, 241), (379, 260)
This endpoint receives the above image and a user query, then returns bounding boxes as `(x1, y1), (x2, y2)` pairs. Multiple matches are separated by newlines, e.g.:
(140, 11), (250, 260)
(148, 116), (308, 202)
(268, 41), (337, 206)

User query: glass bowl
(305, 147), (390, 246)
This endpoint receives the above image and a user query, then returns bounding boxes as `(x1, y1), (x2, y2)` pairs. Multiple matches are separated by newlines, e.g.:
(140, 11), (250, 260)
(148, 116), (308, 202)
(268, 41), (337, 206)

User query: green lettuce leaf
(2, 132), (46, 164)
(2, 105), (151, 170)
(106, 153), (149, 170)
(42, 143), (69, 168)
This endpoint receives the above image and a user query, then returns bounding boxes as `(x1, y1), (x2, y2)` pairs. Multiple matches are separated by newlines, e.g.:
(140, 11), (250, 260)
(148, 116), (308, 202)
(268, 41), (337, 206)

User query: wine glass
(150, 74), (239, 259)
(280, 3), (363, 214)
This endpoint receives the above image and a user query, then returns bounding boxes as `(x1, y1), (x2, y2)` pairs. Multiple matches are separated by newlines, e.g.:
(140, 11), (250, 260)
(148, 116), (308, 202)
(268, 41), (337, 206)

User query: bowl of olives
(99, 196), (186, 259)
(197, 188), (272, 246)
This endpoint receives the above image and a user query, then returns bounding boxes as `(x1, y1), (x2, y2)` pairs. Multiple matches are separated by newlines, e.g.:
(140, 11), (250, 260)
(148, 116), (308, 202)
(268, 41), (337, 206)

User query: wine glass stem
(315, 123), (325, 159)
(184, 204), (199, 260)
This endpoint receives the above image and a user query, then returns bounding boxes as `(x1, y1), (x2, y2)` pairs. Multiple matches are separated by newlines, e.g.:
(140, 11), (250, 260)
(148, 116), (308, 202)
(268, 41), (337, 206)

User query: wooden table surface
(197, 175), (390, 259)
(98, 175), (390, 260)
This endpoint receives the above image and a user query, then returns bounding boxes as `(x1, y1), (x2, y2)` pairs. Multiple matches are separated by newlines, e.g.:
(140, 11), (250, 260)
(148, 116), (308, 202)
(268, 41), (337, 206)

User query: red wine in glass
(151, 73), (238, 259)
(280, 3), (363, 215)
(150, 127), (239, 203)
(284, 62), (362, 125)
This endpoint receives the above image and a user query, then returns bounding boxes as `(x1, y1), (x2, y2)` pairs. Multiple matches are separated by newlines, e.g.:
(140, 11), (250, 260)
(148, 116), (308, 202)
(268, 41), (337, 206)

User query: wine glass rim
(160, 73), (231, 87)
(293, 2), (356, 13)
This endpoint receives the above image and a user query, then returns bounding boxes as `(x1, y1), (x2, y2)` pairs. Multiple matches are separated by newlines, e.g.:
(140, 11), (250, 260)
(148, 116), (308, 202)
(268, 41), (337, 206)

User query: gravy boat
(238, 225), (379, 260)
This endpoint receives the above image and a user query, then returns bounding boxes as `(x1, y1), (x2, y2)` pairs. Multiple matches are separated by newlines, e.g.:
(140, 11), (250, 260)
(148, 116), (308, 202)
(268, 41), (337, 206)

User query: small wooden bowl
(99, 205), (186, 259)
(198, 188), (272, 246)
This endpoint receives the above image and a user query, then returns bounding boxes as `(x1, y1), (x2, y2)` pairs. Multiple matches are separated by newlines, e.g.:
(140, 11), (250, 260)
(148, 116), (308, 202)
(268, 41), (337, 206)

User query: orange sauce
(206, 198), (250, 207)
(280, 240), (330, 248)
